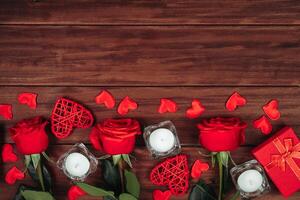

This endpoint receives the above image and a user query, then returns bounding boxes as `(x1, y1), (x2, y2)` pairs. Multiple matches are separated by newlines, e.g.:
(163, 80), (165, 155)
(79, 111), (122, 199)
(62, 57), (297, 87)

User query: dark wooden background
(0, 0), (300, 199)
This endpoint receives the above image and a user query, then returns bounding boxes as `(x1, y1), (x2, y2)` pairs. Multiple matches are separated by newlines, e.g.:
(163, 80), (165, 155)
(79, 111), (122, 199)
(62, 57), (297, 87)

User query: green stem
(37, 161), (45, 191)
(217, 153), (223, 200)
(118, 158), (125, 193)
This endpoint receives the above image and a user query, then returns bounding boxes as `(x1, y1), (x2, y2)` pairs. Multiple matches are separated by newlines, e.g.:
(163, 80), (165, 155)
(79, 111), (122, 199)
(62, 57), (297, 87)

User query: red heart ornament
(263, 99), (280, 120)
(0, 104), (13, 120)
(153, 190), (172, 200)
(191, 160), (209, 179)
(68, 185), (87, 200)
(51, 97), (94, 139)
(95, 90), (115, 109)
(117, 96), (138, 115)
(186, 99), (205, 119)
(226, 92), (247, 111)
(2, 144), (18, 163)
(150, 155), (189, 195)
(18, 92), (37, 109)
(253, 115), (272, 135)
(158, 98), (178, 114)
(5, 166), (25, 185)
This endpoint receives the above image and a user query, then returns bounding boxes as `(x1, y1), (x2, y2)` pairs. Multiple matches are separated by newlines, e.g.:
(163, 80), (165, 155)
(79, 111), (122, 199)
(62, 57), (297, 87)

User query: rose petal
(68, 185), (86, 200)
(95, 90), (115, 109)
(153, 190), (172, 200)
(158, 98), (178, 114)
(0, 104), (13, 120)
(2, 144), (18, 163)
(191, 160), (209, 179)
(18, 92), (37, 109)
(5, 166), (25, 185)
(186, 99), (205, 119)
(263, 99), (280, 120)
(117, 96), (138, 115)
(226, 92), (247, 111)
(253, 115), (272, 135)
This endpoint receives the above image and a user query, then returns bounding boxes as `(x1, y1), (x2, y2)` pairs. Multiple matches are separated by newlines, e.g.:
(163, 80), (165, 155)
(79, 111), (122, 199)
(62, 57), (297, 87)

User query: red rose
(197, 117), (247, 152)
(10, 116), (49, 155)
(90, 118), (141, 155)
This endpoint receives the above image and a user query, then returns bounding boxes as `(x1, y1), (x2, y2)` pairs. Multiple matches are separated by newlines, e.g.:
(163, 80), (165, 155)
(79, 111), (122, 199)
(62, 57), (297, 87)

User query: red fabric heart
(95, 90), (115, 109)
(0, 104), (13, 120)
(5, 166), (25, 185)
(186, 99), (205, 119)
(153, 190), (172, 200)
(263, 99), (280, 120)
(18, 92), (37, 109)
(2, 144), (18, 163)
(226, 92), (247, 111)
(253, 115), (272, 135)
(158, 99), (178, 114)
(51, 97), (94, 139)
(117, 96), (138, 115)
(150, 155), (189, 195)
(191, 160), (209, 179)
(68, 185), (86, 200)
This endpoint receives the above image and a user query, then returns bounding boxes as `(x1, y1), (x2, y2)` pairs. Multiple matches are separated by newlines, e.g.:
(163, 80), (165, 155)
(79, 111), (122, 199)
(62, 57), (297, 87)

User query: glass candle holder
(57, 143), (98, 181)
(230, 160), (270, 199)
(143, 120), (181, 159)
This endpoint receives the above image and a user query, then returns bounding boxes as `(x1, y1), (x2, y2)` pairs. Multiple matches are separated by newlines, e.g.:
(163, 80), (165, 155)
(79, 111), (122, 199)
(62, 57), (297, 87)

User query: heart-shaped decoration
(51, 97), (94, 139)
(18, 92), (37, 109)
(150, 154), (189, 195)
(263, 99), (280, 120)
(191, 160), (209, 179)
(253, 115), (272, 135)
(0, 104), (13, 120)
(117, 96), (138, 115)
(158, 98), (178, 114)
(95, 90), (115, 109)
(153, 190), (172, 200)
(186, 99), (205, 119)
(68, 185), (87, 200)
(226, 92), (247, 111)
(5, 166), (25, 185)
(2, 144), (18, 163)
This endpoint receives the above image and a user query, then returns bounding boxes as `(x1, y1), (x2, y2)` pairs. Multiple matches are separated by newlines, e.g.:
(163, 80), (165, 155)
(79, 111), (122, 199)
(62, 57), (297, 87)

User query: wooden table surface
(0, 1), (300, 199)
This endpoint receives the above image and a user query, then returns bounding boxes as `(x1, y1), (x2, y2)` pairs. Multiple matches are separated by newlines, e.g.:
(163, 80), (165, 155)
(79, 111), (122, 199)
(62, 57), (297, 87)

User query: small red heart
(95, 90), (115, 109)
(253, 115), (272, 135)
(68, 185), (86, 200)
(2, 144), (18, 163)
(0, 104), (13, 120)
(153, 190), (172, 200)
(263, 99), (280, 120)
(5, 166), (25, 185)
(158, 99), (178, 114)
(117, 96), (138, 115)
(191, 160), (209, 179)
(18, 92), (37, 109)
(226, 92), (247, 111)
(186, 99), (205, 119)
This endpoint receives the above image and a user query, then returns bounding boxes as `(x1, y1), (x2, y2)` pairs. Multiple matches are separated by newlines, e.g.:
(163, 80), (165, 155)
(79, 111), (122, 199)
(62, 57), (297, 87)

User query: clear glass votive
(57, 143), (98, 181)
(230, 159), (270, 199)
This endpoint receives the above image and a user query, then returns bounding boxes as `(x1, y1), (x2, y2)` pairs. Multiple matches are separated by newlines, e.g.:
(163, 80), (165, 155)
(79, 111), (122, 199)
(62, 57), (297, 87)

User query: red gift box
(252, 127), (300, 197)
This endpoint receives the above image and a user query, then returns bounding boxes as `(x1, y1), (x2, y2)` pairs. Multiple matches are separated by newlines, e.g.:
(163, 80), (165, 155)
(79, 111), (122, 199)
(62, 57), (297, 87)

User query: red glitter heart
(191, 159), (209, 179)
(95, 90), (115, 109)
(226, 92), (247, 111)
(186, 99), (205, 119)
(253, 115), (272, 135)
(153, 190), (172, 200)
(158, 98), (178, 114)
(263, 99), (280, 120)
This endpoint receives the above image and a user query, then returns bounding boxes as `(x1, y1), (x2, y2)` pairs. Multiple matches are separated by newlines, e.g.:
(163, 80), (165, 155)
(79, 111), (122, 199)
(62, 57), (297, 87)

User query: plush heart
(253, 115), (272, 135)
(95, 90), (115, 109)
(226, 92), (247, 111)
(18, 92), (37, 109)
(186, 99), (205, 119)
(158, 98), (178, 114)
(191, 160), (209, 179)
(153, 190), (172, 200)
(117, 96), (138, 115)
(68, 185), (87, 200)
(51, 97), (94, 139)
(150, 154), (189, 195)
(0, 104), (13, 120)
(5, 166), (25, 185)
(263, 99), (280, 120)
(2, 144), (18, 163)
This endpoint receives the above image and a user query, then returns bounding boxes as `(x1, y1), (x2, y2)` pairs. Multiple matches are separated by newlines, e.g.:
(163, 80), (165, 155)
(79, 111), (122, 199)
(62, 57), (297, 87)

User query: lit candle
(149, 128), (175, 153)
(237, 169), (263, 193)
(65, 152), (90, 177)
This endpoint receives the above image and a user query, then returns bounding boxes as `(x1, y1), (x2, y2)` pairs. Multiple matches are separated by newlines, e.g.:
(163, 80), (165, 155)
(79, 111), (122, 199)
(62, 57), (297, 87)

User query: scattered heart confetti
(153, 190), (172, 200)
(2, 144), (18, 163)
(18, 92), (37, 109)
(191, 160), (209, 179)
(158, 98), (178, 114)
(117, 96), (138, 115)
(263, 99), (280, 120)
(5, 166), (25, 185)
(150, 154), (189, 195)
(95, 90), (115, 109)
(253, 115), (272, 135)
(0, 104), (13, 120)
(186, 99), (205, 119)
(68, 185), (87, 200)
(226, 92), (247, 111)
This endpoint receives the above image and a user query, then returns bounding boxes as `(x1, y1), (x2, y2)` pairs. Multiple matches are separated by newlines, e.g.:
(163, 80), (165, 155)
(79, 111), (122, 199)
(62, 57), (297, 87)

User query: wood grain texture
(1, 0), (300, 25)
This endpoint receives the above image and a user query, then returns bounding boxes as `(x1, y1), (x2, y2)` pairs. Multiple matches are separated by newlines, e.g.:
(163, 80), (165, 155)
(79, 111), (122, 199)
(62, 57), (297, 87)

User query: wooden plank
(0, 26), (300, 86)
(1, 0), (300, 25)
(0, 86), (299, 145)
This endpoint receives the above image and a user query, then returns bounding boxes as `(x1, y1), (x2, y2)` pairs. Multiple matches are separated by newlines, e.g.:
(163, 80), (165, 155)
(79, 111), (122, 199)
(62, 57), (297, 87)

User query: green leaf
(21, 190), (55, 200)
(112, 155), (122, 166)
(217, 152), (229, 168)
(101, 159), (122, 195)
(14, 185), (34, 200)
(189, 179), (216, 200)
(30, 154), (41, 170)
(122, 154), (133, 168)
(76, 183), (115, 198)
(25, 156), (31, 168)
(229, 191), (240, 200)
(211, 154), (216, 168)
(124, 170), (140, 198)
(119, 193), (138, 200)
(27, 160), (52, 192)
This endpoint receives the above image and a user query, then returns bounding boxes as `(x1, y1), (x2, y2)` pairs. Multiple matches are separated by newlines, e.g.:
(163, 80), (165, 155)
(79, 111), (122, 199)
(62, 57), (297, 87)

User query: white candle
(149, 128), (175, 153)
(65, 152), (90, 177)
(237, 169), (263, 193)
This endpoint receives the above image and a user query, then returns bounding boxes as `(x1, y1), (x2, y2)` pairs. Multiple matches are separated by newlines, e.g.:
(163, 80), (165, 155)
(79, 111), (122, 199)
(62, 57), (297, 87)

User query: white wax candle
(237, 169), (263, 193)
(149, 128), (175, 153)
(65, 152), (90, 177)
